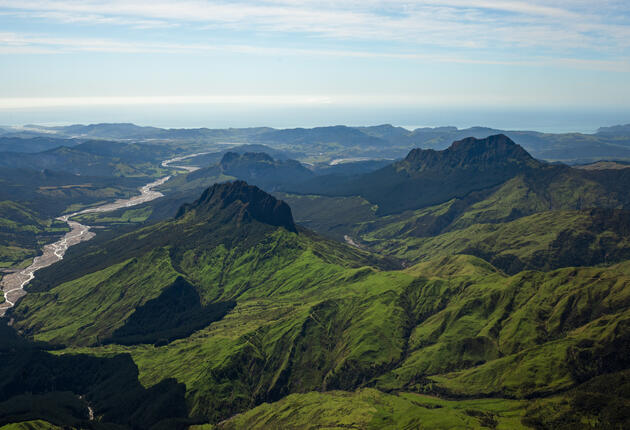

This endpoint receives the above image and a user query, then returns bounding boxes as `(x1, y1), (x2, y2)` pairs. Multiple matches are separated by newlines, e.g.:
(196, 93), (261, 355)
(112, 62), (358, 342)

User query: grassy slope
(389, 259), (630, 395)
(0, 201), (69, 267)
(355, 172), (619, 239)
(363, 210), (630, 272)
(349, 173), (630, 273)
(216, 388), (529, 430)
(205, 256), (630, 429)
(15, 225), (412, 421)
(15, 251), (629, 426)
(8, 176), (630, 428)
(11, 249), (180, 345)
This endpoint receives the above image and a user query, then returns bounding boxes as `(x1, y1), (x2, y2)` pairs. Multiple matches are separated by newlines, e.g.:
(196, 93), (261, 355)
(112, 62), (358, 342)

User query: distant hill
(11, 122), (630, 163)
(0, 136), (81, 153)
(256, 125), (384, 147)
(0, 139), (172, 177)
(165, 152), (315, 196)
(356, 123), (411, 140)
(0, 167), (146, 267)
(574, 160), (630, 170)
(27, 122), (274, 141)
(173, 144), (306, 169)
(291, 134), (543, 214)
(597, 123), (630, 136)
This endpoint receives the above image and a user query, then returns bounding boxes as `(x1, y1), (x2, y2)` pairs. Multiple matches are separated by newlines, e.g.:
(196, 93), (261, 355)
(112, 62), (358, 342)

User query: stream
(0, 153), (206, 316)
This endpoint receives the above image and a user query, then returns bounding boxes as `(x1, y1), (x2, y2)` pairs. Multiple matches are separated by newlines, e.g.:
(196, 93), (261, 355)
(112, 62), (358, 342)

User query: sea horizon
(2, 105), (629, 135)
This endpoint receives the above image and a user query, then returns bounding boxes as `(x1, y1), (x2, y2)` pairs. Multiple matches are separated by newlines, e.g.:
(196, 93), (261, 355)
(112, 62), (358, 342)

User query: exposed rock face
(402, 134), (538, 174)
(177, 180), (297, 232)
(337, 134), (546, 215)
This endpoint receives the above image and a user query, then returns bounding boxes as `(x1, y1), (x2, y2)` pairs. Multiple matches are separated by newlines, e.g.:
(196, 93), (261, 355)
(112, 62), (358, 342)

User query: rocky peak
(403, 134), (537, 172)
(177, 180), (297, 232)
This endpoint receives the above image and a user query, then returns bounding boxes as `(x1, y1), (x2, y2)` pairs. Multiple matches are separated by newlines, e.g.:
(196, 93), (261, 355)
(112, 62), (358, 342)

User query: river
(0, 153), (206, 316)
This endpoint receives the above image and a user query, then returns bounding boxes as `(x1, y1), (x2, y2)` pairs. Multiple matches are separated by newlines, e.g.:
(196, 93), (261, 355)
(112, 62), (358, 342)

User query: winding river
(0, 153), (206, 316)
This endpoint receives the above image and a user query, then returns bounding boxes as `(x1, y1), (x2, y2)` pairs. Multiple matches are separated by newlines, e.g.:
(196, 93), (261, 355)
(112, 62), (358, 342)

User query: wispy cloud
(1, 1), (629, 109)
(1, 30), (628, 72)
(1, 0), (629, 53)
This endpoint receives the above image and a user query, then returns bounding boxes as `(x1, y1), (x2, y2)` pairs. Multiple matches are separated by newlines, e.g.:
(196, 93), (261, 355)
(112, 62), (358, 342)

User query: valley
(0, 153), (204, 316)
(4, 1), (629, 427)
(0, 124), (630, 429)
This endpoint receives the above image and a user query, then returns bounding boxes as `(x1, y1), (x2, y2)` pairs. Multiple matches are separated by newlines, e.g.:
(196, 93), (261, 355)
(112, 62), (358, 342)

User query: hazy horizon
(2, 105), (629, 134)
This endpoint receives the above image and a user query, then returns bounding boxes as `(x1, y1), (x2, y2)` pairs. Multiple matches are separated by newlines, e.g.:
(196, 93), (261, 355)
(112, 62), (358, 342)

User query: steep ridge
(283, 135), (630, 274)
(292, 134), (546, 215)
(23, 181), (315, 295)
(176, 179), (297, 232)
(343, 141), (630, 272)
(11, 181), (386, 345)
(5, 143), (630, 428)
(400, 134), (539, 173)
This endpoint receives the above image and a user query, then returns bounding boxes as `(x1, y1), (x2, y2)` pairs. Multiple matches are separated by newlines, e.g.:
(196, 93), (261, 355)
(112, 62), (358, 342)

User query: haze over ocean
(2, 106), (628, 134)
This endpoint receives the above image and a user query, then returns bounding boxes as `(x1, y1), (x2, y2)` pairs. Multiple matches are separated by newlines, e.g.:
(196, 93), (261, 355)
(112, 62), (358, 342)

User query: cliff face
(401, 134), (539, 174)
(177, 180), (297, 232)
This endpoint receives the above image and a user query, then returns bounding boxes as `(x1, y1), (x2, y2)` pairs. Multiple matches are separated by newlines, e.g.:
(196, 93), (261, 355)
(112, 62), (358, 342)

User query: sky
(1, 1), (629, 130)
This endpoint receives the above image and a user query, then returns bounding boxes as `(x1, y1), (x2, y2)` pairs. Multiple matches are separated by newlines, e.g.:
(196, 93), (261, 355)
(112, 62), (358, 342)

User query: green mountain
(291, 134), (543, 214)
(3, 167), (630, 429)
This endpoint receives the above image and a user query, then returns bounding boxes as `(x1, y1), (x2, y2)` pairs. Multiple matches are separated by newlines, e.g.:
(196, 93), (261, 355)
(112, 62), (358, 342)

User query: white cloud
(0, 31), (628, 72)
(0, 0), (628, 79)
(0, 0), (628, 52)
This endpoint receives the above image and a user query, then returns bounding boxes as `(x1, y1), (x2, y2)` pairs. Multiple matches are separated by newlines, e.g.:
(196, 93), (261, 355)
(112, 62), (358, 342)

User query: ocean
(1, 105), (628, 134)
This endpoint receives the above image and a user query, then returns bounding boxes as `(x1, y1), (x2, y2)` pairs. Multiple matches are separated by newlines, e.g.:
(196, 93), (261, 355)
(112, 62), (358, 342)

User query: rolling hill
(3, 172), (630, 429)
(0, 139), (174, 177)
(14, 121), (630, 164)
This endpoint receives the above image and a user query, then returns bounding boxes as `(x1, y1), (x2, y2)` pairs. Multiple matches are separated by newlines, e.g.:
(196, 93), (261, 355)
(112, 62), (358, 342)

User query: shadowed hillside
(4, 171), (630, 429)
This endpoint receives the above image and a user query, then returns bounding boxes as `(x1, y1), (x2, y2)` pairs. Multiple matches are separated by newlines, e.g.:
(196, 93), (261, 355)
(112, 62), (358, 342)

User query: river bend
(0, 154), (204, 316)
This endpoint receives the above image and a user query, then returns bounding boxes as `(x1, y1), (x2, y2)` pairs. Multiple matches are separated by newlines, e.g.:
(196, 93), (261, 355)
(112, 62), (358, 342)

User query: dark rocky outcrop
(401, 134), (538, 173)
(301, 134), (545, 215)
(177, 180), (297, 232)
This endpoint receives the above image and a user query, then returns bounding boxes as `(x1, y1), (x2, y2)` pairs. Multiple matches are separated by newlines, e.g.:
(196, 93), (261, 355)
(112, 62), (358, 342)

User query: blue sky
(0, 1), (629, 128)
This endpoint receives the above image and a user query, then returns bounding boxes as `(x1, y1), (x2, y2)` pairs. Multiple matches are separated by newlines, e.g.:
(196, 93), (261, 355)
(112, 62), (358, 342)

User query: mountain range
(2, 133), (630, 428)
(5, 122), (630, 164)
